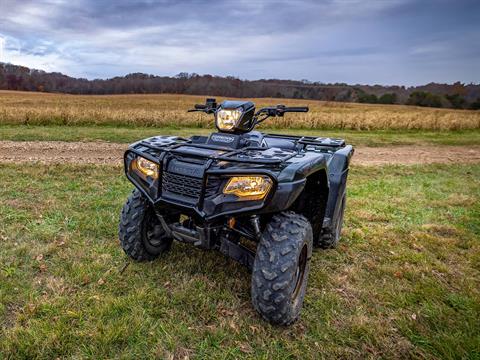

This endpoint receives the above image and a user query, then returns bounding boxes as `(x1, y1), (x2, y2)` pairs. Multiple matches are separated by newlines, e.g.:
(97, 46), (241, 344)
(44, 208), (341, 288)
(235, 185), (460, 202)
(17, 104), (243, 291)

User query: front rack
(136, 138), (298, 165)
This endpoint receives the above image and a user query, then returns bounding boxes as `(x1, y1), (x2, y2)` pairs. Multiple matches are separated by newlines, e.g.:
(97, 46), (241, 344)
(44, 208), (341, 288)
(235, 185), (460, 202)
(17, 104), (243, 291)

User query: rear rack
(136, 138), (297, 165)
(265, 133), (346, 147)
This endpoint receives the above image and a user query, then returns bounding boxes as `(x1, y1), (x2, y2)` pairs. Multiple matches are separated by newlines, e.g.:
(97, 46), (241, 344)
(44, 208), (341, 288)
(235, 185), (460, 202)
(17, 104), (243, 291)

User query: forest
(1, 62), (479, 109)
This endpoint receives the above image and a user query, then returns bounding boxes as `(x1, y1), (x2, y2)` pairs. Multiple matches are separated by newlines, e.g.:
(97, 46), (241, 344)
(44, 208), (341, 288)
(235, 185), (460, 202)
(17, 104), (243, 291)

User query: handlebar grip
(284, 106), (309, 112)
(194, 104), (207, 110)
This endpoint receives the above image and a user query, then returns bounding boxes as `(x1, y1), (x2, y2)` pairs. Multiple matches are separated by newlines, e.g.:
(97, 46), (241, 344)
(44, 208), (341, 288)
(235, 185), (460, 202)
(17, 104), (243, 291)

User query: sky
(0, 0), (479, 85)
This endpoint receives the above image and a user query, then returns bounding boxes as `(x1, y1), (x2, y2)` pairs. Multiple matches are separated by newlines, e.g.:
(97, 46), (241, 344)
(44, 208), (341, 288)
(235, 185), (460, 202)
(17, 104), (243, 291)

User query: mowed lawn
(0, 164), (479, 359)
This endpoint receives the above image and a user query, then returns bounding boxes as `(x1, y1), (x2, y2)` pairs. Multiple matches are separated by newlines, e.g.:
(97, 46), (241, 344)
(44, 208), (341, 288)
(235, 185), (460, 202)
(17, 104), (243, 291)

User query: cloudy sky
(0, 0), (479, 85)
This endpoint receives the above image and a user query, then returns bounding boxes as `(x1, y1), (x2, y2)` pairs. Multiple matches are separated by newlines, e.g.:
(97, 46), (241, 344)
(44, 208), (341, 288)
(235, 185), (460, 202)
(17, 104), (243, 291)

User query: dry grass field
(1, 90), (479, 130)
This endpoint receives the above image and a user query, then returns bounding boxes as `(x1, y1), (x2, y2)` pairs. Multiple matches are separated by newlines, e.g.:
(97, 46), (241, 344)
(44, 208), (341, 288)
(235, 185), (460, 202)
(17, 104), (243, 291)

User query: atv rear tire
(119, 189), (176, 261)
(317, 193), (346, 249)
(251, 211), (313, 325)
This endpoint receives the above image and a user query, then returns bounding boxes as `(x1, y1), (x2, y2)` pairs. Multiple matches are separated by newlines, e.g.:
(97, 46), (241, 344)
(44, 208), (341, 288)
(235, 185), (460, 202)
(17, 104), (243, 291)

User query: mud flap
(322, 145), (354, 237)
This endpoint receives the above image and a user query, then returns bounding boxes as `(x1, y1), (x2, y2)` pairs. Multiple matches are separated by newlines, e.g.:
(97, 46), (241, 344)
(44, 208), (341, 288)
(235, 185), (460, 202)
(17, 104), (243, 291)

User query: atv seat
(263, 137), (297, 150)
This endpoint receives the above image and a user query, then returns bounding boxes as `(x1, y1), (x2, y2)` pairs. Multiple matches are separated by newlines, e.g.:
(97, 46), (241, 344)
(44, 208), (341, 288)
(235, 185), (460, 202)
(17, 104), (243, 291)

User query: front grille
(162, 171), (203, 199)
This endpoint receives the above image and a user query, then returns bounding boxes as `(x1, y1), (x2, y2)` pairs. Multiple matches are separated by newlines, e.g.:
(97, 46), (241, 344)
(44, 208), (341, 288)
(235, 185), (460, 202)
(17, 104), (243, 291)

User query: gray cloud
(0, 0), (479, 85)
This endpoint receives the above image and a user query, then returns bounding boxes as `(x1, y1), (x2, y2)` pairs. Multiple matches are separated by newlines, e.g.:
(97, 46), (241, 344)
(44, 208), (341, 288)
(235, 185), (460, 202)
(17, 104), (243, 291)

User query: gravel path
(0, 141), (479, 166)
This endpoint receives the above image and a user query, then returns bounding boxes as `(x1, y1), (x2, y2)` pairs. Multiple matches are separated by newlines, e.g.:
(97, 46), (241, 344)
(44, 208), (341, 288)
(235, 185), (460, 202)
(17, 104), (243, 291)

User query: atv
(119, 98), (353, 325)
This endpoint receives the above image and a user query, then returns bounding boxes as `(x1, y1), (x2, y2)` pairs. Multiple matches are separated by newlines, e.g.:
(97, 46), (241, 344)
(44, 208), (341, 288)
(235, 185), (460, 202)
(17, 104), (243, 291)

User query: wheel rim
(146, 226), (162, 247)
(143, 210), (164, 248)
(292, 244), (308, 302)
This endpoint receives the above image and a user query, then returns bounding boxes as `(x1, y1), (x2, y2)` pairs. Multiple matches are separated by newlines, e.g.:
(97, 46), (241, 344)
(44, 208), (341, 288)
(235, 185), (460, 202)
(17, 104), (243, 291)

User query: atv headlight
(132, 156), (159, 180)
(216, 108), (243, 131)
(223, 176), (273, 201)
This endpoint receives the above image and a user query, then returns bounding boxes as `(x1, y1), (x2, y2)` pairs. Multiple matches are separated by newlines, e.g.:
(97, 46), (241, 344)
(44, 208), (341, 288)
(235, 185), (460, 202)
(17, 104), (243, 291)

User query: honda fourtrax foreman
(119, 98), (353, 325)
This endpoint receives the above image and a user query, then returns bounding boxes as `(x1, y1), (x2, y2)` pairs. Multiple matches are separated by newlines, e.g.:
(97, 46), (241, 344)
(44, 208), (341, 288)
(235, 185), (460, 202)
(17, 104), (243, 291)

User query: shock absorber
(250, 215), (262, 240)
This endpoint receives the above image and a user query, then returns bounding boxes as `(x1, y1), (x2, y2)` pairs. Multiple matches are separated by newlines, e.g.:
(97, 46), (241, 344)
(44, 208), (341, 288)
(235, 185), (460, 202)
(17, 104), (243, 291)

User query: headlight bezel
(125, 152), (161, 201)
(215, 101), (255, 133)
(223, 175), (273, 201)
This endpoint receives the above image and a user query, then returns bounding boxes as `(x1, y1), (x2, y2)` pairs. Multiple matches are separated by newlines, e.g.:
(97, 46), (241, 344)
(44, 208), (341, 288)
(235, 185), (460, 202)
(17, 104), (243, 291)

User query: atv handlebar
(282, 106), (309, 112)
(188, 98), (218, 113)
(256, 105), (309, 116)
(187, 99), (309, 131)
(188, 104), (216, 113)
(254, 105), (309, 124)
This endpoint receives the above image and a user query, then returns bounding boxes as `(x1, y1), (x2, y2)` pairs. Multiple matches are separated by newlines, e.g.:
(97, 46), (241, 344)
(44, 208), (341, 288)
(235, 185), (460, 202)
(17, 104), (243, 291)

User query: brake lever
(187, 108), (217, 114)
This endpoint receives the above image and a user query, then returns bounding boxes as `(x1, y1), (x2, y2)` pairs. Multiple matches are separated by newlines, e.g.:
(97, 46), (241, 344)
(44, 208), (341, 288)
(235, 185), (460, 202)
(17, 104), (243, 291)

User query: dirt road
(0, 141), (479, 166)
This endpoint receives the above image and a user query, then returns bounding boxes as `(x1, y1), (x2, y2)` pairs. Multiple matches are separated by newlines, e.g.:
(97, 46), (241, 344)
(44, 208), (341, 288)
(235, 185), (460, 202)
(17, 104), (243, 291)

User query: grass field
(1, 90), (479, 358)
(1, 90), (480, 130)
(1, 164), (479, 359)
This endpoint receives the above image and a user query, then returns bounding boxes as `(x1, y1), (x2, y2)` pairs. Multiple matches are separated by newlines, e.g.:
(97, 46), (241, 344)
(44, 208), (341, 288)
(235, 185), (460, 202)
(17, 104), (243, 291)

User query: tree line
(1, 62), (479, 109)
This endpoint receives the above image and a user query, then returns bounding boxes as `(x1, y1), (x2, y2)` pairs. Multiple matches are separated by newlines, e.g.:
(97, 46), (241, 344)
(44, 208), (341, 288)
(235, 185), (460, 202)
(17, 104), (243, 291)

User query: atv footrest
(170, 223), (200, 244)
(169, 222), (217, 249)
(220, 237), (255, 270)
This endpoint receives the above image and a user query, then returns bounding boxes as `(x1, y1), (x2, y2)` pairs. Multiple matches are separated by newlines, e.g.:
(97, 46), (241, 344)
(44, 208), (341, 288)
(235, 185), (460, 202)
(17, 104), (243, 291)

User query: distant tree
(378, 93), (397, 104)
(1, 62), (480, 105)
(358, 92), (378, 104)
(334, 89), (352, 102)
(445, 93), (466, 109)
(470, 98), (480, 110)
(407, 91), (424, 106)
(293, 90), (304, 99)
(175, 72), (190, 79)
(423, 93), (443, 108)
(407, 91), (443, 108)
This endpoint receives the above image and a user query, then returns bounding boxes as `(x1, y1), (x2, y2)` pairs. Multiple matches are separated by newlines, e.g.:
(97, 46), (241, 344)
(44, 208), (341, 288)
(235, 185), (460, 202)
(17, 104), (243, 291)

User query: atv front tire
(251, 211), (313, 325)
(119, 189), (176, 261)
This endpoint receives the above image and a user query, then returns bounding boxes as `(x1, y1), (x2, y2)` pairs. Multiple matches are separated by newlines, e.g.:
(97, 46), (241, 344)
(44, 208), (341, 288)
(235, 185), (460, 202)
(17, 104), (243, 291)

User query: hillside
(1, 63), (479, 109)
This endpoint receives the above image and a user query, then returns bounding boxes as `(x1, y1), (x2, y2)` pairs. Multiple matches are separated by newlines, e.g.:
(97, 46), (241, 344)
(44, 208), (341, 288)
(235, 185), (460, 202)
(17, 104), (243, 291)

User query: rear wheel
(251, 211), (313, 325)
(119, 189), (176, 261)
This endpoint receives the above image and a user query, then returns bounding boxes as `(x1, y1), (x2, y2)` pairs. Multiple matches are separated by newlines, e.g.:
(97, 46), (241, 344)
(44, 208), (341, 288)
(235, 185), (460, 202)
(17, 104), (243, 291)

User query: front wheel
(119, 189), (176, 261)
(251, 211), (313, 325)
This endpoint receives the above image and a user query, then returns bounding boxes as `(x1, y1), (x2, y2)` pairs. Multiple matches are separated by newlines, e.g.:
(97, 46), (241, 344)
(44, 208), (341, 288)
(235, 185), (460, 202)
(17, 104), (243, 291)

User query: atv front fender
(260, 178), (306, 213)
(277, 153), (328, 183)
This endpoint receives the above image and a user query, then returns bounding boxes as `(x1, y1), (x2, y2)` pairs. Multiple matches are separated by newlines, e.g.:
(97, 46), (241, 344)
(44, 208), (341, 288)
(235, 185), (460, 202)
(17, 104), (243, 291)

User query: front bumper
(124, 149), (306, 222)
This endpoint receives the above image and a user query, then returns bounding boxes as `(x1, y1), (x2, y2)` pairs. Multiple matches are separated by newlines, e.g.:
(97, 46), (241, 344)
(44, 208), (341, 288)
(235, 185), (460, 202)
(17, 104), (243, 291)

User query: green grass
(1, 124), (480, 146)
(0, 164), (479, 359)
